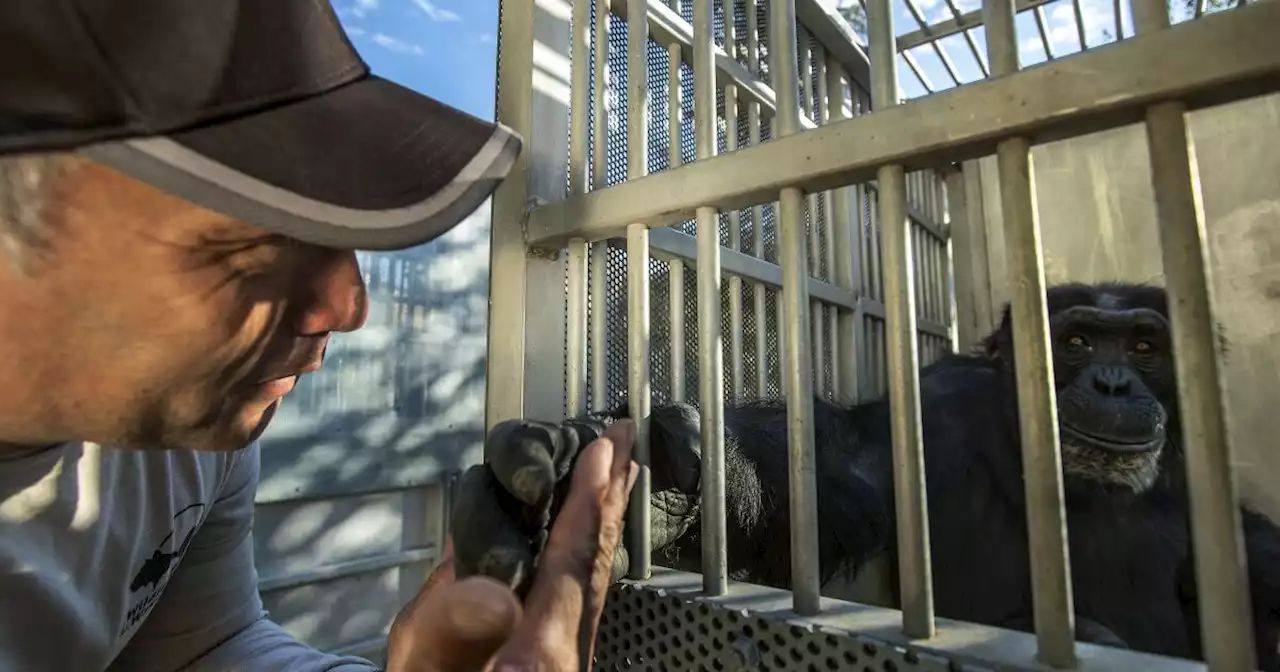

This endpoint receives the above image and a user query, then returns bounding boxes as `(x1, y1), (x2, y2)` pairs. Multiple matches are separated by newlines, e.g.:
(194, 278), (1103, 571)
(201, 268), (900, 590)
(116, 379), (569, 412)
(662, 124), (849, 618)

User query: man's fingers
(491, 427), (639, 669)
(603, 419), (636, 480)
(387, 576), (522, 672)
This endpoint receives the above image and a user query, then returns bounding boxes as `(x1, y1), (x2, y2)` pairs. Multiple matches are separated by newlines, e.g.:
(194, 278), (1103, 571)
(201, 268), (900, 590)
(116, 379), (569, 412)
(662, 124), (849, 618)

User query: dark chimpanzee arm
(1243, 507), (1280, 671)
(588, 399), (895, 590)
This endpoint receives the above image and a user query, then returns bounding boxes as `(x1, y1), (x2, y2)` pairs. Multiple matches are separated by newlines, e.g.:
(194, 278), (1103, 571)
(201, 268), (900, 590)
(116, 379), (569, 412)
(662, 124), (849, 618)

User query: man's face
(0, 158), (369, 452)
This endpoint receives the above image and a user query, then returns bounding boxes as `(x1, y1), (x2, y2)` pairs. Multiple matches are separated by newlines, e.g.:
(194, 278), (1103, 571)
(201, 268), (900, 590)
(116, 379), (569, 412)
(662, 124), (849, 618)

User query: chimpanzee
(452, 282), (1280, 669)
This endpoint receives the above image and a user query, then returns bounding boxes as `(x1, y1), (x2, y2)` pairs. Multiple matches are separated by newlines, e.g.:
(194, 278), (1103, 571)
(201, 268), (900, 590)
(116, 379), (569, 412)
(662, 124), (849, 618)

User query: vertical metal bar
(668, 41), (686, 403)
(817, 54), (840, 400)
(670, 261), (686, 402)
(626, 0), (652, 581)
(726, 87), (746, 403)
(746, 0), (768, 399)
(1133, 1), (1254, 668)
(776, 287), (788, 397)
(693, 0), (728, 598)
(769, 0), (821, 617)
(985, 0), (1076, 663)
(800, 33), (825, 399)
(591, 245), (608, 411)
(867, 0), (934, 640)
(486, 0), (537, 428)
(724, 0), (744, 402)
(566, 241), (588, 416)
(1034, 6), (1055, 60)
(565, 0), (594, 418)
(590, 0), (610, 413)
(1113, 0), (1124, 41)
(869, 185), (884, 301)
(829, 61), (861, 403)
(1071, 0), (1089, 50)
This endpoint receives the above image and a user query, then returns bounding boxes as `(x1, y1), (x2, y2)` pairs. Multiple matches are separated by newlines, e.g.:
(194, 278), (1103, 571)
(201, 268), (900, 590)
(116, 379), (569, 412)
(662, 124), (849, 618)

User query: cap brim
(79, 75), (522, 251)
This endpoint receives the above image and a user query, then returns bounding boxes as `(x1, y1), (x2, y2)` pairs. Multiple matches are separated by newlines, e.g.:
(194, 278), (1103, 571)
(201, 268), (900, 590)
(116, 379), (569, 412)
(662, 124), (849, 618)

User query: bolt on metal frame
(487, 0), (1276, 669)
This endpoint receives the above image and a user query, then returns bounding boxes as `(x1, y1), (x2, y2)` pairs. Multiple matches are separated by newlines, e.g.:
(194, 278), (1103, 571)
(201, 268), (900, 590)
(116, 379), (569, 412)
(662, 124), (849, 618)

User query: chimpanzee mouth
(1059, 422), (1165, 454)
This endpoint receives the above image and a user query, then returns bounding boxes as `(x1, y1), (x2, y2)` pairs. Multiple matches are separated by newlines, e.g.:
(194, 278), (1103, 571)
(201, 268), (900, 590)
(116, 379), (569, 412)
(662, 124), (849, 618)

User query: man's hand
(385, 420), (638, 671)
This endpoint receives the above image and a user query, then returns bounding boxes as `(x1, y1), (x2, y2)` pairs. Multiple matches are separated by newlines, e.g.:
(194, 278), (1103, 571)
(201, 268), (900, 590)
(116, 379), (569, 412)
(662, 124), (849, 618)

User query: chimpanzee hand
(451, 404), (705, 598)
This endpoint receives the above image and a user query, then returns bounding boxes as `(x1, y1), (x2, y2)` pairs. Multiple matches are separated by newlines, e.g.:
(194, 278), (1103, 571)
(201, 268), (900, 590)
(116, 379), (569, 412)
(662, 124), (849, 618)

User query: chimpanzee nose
(1092, 366), (1133, 396)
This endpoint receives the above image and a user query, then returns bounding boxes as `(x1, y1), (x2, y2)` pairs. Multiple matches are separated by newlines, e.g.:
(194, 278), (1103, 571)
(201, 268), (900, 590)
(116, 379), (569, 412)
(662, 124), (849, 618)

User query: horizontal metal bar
(618, 567), (1207, 672)
(258, 546), (437, 593)
(896, 0), (1056, 52)
(526, 2), (1280, 248)
(639, 228), (859, 310)
(859, 297), (950, 339)
(610, 0), (818, 132)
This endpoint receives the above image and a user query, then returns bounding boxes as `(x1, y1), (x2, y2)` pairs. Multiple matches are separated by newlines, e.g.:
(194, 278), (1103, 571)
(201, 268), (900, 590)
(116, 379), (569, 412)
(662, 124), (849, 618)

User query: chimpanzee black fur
(455, 282), (1280, 668)
(601, 282), (1280, 668)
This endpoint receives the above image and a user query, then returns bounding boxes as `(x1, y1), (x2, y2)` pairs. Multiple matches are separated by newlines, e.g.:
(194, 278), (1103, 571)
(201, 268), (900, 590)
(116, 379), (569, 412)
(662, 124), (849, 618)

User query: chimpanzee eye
(1133, 340), (1154, 353)
(1064, 333), (1089, 350)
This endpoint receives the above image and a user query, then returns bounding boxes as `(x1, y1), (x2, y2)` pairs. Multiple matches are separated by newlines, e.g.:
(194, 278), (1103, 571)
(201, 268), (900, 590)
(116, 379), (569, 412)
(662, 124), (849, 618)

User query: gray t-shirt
(0, 440), (381, 671)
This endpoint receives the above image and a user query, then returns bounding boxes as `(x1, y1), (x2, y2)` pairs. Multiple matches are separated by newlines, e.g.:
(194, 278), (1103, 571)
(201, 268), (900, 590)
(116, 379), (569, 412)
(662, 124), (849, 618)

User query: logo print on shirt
(121, 501), (206, 634)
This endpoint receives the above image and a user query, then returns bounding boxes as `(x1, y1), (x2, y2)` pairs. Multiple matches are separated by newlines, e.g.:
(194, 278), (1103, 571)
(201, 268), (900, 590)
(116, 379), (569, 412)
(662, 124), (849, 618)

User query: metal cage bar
(769, 0), (823, 617)
(745, 0), (769, 399)
(867, 0), (935, 640)
(983, 0), (1076, 665)
(692, 0), (729, 598)
(566, 0), (594, 417)
(828, 59), (862, 404)
(589, 0), (611, 413)
(800, 30), (828, 400)
(625, 0), (653, 580)
(668, 39), (687, 403)
(488, 0), (1280, 669)
(1132, 0), (1256, 668)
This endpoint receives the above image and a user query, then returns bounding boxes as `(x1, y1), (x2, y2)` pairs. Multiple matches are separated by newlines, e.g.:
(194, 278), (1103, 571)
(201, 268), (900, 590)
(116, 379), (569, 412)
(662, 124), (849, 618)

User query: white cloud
(345, 26), (368, 37)
(352, 0), (378, 18)
(1048, 23), (1077, 48)
(412, 0), (461, 22)
(372, 33), (426, 56)
(478, 33), (494, 44)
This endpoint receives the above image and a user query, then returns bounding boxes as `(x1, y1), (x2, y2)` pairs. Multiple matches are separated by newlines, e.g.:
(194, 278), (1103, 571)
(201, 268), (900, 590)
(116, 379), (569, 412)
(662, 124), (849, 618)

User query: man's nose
(294, 249), (369, 336)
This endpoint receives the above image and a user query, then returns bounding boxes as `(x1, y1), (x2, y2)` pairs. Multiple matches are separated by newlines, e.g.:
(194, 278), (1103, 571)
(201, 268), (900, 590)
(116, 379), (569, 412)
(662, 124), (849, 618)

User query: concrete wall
(965, 92), (1280, 520)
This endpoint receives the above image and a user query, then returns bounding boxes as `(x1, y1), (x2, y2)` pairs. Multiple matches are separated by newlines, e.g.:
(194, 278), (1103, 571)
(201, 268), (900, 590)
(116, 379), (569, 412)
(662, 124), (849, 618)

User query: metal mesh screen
(594, 582), (954, 671)
(572, 0), (951, 414)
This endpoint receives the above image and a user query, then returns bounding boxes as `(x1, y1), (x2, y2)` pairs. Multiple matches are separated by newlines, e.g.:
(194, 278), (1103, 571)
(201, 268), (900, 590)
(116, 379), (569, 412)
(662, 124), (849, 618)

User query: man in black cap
(0, 1), (637, 670)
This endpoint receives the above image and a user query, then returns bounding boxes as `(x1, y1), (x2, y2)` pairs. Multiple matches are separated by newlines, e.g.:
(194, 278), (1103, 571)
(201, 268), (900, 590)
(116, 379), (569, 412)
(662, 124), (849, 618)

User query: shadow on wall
(248, 200), (494, 658)
(974, 92), (1280, 522)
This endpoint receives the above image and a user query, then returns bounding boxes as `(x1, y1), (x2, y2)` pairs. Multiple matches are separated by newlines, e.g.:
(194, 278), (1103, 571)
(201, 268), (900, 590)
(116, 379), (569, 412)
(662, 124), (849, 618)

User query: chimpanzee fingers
(650, 403), (704, 495)
(483, 419), (578, 510)
(450, 464), (539, 595)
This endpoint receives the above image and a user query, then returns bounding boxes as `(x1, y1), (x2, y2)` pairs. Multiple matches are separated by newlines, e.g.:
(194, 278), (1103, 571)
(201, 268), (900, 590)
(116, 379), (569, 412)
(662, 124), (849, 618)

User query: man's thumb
(388, 576), (522, 672)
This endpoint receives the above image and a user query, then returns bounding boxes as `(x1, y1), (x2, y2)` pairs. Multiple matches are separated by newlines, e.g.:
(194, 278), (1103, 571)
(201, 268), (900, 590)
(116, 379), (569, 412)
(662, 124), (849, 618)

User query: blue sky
(332, 0), (499, 120)
(831, 0), (1212, 100)
(328, 0), (1213, 124)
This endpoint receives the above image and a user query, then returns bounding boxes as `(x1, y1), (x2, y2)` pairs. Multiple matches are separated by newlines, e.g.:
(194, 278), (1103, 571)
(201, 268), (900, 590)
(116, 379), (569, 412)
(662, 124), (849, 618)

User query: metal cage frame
(485, 0), (1278, 668)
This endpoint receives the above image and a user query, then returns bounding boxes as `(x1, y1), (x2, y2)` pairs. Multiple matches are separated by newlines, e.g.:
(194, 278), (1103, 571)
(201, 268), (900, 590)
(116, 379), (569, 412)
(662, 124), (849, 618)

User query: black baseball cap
(0, 0), (522, 251)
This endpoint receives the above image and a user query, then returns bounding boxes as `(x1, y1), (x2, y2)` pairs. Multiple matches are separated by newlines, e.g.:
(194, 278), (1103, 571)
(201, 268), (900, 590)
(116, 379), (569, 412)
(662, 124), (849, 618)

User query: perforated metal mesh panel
(594, 582), (959, 671)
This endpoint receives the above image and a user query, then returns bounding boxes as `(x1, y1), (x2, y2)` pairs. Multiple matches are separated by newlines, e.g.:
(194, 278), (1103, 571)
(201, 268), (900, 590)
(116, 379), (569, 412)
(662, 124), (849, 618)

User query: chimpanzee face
(1049, 301), (1176, 492)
